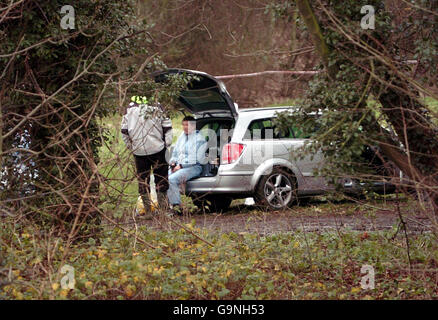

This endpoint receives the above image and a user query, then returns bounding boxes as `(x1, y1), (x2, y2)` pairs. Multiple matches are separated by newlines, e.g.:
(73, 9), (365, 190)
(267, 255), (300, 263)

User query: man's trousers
(134, 148), (169, 210)
(167, 165), (202, 206)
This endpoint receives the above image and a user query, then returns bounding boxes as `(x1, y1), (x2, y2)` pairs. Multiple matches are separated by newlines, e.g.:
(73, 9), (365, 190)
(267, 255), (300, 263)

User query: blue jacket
(170, 131), (207, 168)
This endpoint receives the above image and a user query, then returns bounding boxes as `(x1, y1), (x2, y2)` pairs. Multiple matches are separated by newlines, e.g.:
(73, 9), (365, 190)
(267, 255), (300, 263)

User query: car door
(153, 68), (238, 118)
(278, 119), (328, 192)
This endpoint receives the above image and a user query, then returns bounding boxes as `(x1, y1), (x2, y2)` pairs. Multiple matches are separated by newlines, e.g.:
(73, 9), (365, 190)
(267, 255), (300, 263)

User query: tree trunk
(296, 0), (438, 215)
(377, 81), (438, 213)
(296, 0), (335, 79)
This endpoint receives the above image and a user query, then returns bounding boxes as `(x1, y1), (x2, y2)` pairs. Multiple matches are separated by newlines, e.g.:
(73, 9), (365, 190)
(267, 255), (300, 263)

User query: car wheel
(193, 195), (232, 213)
(255, 168), (297, 210)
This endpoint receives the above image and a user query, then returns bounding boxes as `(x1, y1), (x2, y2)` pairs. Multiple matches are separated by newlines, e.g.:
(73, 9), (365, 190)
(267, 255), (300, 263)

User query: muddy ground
(127, 197), (435, 235)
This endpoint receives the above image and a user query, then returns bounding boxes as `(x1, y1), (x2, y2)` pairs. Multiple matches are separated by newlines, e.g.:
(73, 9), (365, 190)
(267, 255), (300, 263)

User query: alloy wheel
(263, 173), (293, 209)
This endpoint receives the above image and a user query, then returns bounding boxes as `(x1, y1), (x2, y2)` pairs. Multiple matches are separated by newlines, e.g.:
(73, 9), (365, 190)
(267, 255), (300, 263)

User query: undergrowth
(1, 216), (437, 300)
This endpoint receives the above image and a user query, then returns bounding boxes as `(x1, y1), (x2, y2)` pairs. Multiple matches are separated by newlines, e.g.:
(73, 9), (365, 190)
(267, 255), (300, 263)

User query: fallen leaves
(2, 223), (437, 300)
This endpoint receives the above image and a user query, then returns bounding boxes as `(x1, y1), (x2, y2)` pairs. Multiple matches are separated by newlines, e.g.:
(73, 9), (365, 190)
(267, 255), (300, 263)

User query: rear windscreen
(180, 87), (230, 113)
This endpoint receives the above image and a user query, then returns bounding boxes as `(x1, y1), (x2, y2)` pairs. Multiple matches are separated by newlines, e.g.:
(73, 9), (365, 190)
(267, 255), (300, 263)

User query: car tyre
(255, 168), (297, 210)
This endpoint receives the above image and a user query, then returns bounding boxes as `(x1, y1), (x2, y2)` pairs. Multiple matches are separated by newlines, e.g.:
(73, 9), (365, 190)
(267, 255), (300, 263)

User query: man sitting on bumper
(168, 116), (207, 214)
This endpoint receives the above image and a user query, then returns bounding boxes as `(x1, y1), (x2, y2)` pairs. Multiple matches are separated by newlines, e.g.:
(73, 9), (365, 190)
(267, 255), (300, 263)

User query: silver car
(154, 69), (394, 211)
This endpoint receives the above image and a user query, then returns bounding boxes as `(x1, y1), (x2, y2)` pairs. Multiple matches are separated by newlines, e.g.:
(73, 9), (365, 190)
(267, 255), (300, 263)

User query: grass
(266, 99), (301, 108)
(425, 96), (438, 111)
(97, 114), (138, 215)
(425, 96), (438, 124)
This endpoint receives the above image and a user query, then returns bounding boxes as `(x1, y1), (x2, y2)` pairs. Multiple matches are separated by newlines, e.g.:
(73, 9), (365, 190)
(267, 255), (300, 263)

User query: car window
(199, 120), (233, 142)
(180, 88), (230, 113)
(200, 122), (219, 141)
(244, 118), (293, 140)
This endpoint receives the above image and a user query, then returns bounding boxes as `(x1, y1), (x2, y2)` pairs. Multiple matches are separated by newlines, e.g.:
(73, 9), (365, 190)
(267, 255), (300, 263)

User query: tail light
(221, 143), (245, 164)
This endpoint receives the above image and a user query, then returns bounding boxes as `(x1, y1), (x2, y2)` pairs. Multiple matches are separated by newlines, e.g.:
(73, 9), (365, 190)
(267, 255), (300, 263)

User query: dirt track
(132, 198), (434, 235)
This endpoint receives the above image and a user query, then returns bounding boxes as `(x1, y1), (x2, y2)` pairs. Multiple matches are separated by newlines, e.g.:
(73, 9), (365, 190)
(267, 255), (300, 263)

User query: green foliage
(274, 75), (381, 185)
(0, 1), (197, 235)
(1, 216), (437, 300)
(0, 1), (149, 224)
(275, 0), (438, 189)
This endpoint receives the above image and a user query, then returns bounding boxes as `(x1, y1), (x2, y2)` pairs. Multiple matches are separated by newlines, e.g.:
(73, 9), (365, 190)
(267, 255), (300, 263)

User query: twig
(395, 192), (412, 271)
(164, 215), (214, 247)
(215, 70), (320, 79)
